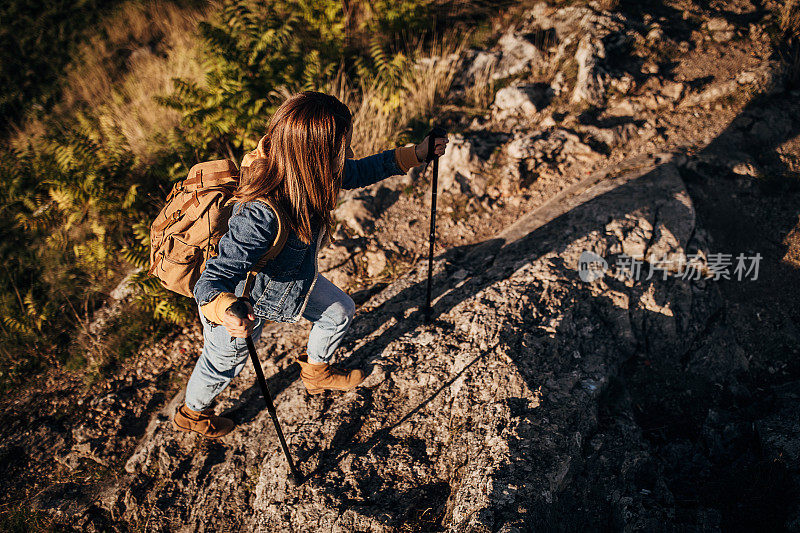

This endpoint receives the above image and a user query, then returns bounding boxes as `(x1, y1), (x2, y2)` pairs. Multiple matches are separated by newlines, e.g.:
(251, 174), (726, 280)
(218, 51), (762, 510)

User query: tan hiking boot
(296, 353), (365, 394)
(172, 404), (235, 438)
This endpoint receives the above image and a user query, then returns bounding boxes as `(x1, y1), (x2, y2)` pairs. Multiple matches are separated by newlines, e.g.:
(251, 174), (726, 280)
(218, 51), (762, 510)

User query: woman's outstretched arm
(341, 135), (448, 189)
(340, 145), (421, 190)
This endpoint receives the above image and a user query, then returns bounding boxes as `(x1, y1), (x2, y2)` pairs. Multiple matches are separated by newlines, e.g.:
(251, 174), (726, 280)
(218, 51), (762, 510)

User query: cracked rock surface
(103, 157), (732, 531)
(3, 1), (800, 530)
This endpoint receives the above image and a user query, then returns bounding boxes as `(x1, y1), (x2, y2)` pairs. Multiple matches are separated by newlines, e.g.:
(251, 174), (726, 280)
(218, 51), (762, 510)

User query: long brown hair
(236, 91), (352, 244)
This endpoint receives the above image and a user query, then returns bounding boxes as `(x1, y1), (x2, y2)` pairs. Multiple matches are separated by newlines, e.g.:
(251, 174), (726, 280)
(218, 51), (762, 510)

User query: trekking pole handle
(228, 299), (253, 343)
(425, 126), (448, 163)
(228, 299), (250, 320)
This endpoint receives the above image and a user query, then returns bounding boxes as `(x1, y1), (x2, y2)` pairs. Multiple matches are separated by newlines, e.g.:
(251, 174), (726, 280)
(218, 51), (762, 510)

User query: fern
(121, 222), (152, 270)
(0, 0), (445, 388)
(161, 0), (347, 162)
(2, 315), (35, 336)
(130, 270), (195, 324)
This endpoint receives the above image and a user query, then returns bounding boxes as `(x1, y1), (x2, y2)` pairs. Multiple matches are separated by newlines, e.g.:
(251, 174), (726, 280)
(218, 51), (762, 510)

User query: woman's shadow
(227, 80), (798, 528)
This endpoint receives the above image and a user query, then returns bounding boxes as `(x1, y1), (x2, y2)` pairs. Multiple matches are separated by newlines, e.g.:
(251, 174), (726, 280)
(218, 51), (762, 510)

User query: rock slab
(104, 156), (728, 531)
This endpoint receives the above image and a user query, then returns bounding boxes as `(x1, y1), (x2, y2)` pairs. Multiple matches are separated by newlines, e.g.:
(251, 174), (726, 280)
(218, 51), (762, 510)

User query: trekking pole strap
(240, 197), (289, 300)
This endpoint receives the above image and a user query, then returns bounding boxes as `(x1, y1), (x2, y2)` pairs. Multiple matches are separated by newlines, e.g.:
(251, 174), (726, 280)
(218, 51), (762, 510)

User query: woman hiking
(173, 91), (448, 438)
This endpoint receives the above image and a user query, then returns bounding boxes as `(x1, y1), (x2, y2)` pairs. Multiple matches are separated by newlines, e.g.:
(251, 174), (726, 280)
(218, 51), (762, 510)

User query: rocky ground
(1, 0), (799, 531)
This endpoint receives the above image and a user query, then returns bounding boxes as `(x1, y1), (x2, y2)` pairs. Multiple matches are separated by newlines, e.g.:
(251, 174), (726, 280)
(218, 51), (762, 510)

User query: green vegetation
(0, 113), (164, 385)
(157, 0), (455, 162)
(0, 0), (477, 389)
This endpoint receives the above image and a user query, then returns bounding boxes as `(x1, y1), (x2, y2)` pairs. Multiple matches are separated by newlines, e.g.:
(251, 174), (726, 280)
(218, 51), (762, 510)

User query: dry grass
(60, 2), (206, 108)
(402, 35), (465, 120)
(329, 34), (466, 156)
(92, 37), (205, 160)
(329, 71), (410, 156)
(779, 0), (800, 42)
(10, 0), (211, 160)
(465, 59), (498, 110)
(778, 0), (800, 85)
(327, 72), (397, 156)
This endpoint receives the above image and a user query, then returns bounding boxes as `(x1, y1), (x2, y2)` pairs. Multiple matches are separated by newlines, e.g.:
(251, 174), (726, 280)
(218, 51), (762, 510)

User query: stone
(608, 75), (635, 95)
(706, 17), (731, 32)
(364, 250), (387, 278)
(641, 61), (660, 74)
(660, 81), (685, 101)
(680, 61), (784, 109)
(540, 115), (557, 128)
(436, 134), (485, 197)
(494, 84), (542, 116)
(459, 50), (501, 85)
(581, 123), (638, 149)
(507, 129), (598, 166)
(550, 71), (567, 96)
(606, 98), (637, 116)
(414, 331), (436, 346)
(571, 35), (606, 106)
(496, 30), (544, 78)
(731, 161), (758, 177)
(647, 27), (664, 41)
(705, 17), (735, 41)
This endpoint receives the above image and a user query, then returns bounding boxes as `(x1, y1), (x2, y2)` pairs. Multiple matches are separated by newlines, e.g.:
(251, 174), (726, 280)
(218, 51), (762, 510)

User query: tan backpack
(148, 159), (288, 298)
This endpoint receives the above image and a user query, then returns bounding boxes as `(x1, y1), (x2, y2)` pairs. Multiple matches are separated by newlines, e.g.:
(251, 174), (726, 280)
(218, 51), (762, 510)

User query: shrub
(157, 0), (454, 163)
(0, 0), (475, 390)
(157, 0), (344, 162)
(0, 113), (159, 387)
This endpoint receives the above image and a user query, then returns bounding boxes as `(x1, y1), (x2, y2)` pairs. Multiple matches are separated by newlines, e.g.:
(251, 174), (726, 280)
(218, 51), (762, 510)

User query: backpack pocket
(163, 236), (202, 265)
(152, 236), (204, 297)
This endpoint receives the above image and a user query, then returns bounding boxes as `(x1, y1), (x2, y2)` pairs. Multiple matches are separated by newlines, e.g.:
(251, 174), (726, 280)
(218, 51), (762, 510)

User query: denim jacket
(193, 147), (418, 324)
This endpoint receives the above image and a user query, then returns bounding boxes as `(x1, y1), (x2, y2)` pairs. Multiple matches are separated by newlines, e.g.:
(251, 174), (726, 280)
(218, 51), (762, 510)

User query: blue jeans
(184, 275), (356, 411)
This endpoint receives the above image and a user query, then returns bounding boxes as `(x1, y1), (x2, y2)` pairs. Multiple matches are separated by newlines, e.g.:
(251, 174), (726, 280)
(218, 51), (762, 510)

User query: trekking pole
(229, 299), (303, 486)
(424, 126), (447, 322)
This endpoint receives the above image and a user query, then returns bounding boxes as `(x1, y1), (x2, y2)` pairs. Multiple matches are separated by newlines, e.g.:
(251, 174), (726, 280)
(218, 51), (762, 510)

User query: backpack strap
(241, 197), (289, 300)
(150, 190), (201, 234)
(182, 159), (239, 191)
(151, 183), (237, 235)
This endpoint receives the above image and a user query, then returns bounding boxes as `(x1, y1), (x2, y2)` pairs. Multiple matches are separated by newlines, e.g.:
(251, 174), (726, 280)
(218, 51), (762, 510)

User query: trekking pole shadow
(304, 349), (489, 481)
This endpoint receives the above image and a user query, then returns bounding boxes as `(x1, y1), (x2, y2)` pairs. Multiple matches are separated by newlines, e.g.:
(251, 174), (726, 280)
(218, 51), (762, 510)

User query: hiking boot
(172, 404), (235, 438)
(296, 353), (365, 394)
